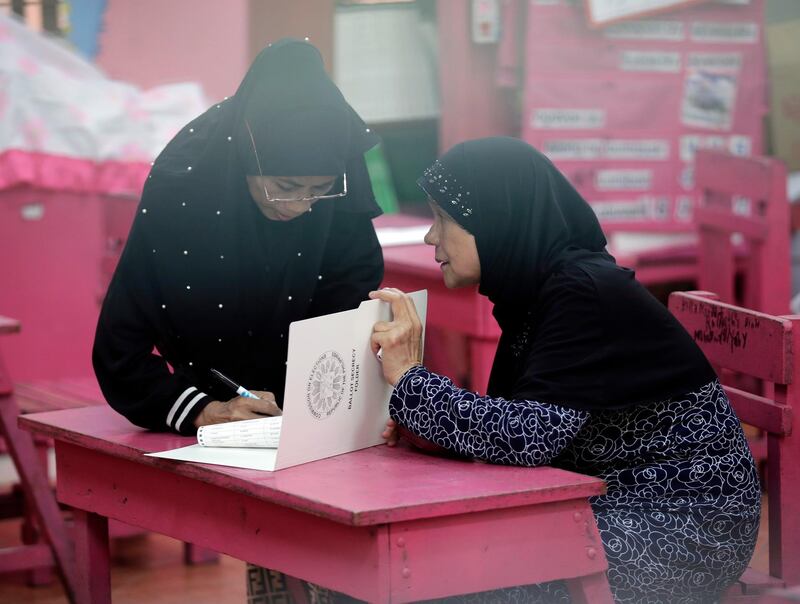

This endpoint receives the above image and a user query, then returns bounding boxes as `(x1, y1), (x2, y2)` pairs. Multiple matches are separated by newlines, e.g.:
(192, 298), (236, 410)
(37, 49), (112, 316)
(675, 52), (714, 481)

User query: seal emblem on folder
(306, 350), (346, 419)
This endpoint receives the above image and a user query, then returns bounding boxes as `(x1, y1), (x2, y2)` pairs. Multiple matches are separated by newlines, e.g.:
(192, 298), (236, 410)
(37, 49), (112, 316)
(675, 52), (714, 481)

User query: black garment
(417, 137), (715, 410)
(93, 39), (383, 435)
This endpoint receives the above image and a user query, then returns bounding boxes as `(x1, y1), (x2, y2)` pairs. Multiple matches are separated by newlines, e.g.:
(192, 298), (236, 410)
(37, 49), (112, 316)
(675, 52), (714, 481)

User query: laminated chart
(524, 0), (766, 231)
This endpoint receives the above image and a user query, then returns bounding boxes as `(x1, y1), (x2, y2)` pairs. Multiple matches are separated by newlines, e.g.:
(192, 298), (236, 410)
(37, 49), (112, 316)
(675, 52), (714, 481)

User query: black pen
(210, 368), (262, 400)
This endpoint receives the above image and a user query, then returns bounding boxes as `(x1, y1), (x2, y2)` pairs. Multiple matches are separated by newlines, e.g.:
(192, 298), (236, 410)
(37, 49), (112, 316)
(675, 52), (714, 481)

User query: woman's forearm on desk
(390, 366), (589, 466)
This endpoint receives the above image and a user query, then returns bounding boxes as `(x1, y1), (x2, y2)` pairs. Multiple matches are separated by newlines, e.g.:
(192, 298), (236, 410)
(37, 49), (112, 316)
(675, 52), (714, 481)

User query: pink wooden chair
(0, 316), (78, 602)
(669, 291), (800, 597)
(694, 149), (791, 316)
(695, 149), (791, 470)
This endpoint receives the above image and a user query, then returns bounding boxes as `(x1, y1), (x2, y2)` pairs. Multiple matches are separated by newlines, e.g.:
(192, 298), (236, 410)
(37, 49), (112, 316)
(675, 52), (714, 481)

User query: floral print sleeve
(390, 365), (590, 466)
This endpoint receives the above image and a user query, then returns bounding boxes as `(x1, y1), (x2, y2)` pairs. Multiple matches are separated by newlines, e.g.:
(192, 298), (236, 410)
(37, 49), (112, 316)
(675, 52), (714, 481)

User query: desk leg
(469, 337), (497, 396)
(73, 509), (110, 604)
(565, 571), (614, 604)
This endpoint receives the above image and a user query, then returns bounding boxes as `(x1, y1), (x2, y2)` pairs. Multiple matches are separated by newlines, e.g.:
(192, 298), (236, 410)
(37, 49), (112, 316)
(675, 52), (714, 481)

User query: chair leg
(22, 438), (56, 586)
(21, 498), (56, 586)
(0, 390), (78, 603)
(565, 571), (615, 604)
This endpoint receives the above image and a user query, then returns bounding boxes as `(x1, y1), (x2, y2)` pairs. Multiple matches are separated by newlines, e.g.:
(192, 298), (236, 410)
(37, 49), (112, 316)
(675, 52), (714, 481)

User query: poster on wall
(585, 0), (709, 27)
(524, 0), (766, 232)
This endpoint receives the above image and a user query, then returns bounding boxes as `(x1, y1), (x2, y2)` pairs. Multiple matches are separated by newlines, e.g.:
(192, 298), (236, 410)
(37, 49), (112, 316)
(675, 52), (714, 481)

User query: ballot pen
(210, 368), (262, 400)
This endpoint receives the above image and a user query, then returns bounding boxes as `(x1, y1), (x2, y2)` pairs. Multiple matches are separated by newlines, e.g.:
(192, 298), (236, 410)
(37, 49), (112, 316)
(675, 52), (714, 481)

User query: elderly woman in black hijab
(371, 138), (760, 603)
(93, 39), (383, 602)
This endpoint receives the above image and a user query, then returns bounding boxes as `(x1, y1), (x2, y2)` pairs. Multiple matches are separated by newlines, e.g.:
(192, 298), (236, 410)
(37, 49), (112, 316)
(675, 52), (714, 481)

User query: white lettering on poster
(605, 140), (671, 160)
(543, 139), (604, 159)
(679, 135), (751, 162)
(680, 135), (726, 162)
(620, 51), (681, 73)
(590, 197), (670, 222)
(675, 196), (693, 221)
(543, 139), (670, 160)
(687, 52), (742, 72)
(603, 20), (685, 41)
(531, 108), (605, 129)
(691, 22), (758, 44)
(595, 169), (653, 191)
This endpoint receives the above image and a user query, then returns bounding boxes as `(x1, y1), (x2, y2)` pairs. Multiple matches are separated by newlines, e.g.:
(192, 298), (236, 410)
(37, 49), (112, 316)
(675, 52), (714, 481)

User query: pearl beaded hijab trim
(420, 160), (473, 221)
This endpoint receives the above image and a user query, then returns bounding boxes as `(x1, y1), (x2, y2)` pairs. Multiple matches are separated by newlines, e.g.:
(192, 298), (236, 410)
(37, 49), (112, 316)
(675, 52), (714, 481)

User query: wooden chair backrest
(694, 149), (790, 315)
(669, 291), (800, 585)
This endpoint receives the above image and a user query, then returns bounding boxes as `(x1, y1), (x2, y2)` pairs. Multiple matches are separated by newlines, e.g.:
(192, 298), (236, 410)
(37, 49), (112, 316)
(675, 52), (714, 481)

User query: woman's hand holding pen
(193, 391), (282, 428)
(369, 288), (424, 386)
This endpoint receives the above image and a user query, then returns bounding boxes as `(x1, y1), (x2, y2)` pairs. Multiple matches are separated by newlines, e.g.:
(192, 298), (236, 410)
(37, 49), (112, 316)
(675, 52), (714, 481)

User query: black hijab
(115, 39), (381, 404)
(418, 137), (715, 410)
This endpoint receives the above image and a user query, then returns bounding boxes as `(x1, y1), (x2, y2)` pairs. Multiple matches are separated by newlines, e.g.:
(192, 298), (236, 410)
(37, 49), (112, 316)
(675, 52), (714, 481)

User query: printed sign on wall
(524, 0), (765, 231)
(585, 0), (708, 28)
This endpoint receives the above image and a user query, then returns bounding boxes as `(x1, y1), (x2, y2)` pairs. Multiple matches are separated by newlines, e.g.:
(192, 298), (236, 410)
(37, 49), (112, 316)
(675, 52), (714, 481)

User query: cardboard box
(766, 19), (800, 172)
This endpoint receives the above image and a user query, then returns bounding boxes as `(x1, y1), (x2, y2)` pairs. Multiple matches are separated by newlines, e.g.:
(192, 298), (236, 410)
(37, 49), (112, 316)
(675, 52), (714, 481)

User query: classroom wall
(95, 0), (250, 102)
(93, 0), (334, 104)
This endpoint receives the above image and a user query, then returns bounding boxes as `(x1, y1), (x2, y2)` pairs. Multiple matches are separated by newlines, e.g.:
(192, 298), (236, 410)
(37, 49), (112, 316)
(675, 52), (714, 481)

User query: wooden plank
(669, 292), (793, 384)
(21, 406), (604, 527)
(724, 385), (793, 435)
(696, 207), (769, 242)
(0, 543), (54, 573)
(695, 150), (782, 202)
(388, 500), (609, 602)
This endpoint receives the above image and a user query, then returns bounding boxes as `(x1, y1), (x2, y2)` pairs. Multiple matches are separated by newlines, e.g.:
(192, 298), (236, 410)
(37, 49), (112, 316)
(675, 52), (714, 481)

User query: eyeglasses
(244, 119), (347, 204)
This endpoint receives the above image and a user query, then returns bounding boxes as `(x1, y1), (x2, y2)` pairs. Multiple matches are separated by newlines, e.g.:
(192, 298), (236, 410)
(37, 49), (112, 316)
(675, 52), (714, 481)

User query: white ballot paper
(197, 416), (282, 448)
(147, 290), (427, 471)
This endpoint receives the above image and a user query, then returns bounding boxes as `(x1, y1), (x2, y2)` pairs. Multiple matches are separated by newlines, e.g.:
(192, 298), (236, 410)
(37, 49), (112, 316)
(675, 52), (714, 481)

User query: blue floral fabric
(391, 367), (761, 604)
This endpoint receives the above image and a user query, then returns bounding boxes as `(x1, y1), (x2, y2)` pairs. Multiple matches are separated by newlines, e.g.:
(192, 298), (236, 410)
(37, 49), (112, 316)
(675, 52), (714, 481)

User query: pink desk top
(20, 406), (604, 527)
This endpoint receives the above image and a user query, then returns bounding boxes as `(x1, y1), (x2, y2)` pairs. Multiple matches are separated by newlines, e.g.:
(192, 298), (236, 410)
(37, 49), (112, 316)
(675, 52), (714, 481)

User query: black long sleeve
(308, 212), (384, 317)
(93, 240), (214, 435)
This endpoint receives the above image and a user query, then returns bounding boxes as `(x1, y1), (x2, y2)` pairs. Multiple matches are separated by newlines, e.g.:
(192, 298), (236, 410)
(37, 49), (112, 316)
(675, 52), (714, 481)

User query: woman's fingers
(369, 288), (424, 384)
(248, 391), (283, 415)
(382, 418), (399, 446)
(369, 288), (416, 323)
(227, 393), (282, 419)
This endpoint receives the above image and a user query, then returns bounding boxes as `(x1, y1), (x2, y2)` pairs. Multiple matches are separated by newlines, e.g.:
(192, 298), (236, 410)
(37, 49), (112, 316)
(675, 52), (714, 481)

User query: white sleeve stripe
(175, 392), (207, 432)
(166, 386), (197, 427)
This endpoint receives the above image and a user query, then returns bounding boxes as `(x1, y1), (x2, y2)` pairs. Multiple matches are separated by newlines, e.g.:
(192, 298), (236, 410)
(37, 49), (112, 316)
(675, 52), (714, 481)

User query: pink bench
(20, 405), (613, 603)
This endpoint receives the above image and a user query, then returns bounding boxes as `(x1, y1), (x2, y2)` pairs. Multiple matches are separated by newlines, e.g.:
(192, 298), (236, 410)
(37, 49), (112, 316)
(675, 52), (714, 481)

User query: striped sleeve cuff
(166, 386), (213, 435)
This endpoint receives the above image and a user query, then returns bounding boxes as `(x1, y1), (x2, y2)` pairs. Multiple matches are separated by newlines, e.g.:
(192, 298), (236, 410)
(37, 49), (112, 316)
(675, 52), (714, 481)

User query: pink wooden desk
(20, 406), (612, 604)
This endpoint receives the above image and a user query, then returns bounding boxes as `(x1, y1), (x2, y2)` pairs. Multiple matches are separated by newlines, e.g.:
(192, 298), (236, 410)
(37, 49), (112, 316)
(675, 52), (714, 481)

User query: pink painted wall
(437, 1), (516, 153)
(95, 0), (251, 102)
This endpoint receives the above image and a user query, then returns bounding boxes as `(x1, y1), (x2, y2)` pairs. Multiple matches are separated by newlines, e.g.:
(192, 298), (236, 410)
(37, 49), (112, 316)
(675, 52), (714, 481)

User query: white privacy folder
(147, 290), (427, 471)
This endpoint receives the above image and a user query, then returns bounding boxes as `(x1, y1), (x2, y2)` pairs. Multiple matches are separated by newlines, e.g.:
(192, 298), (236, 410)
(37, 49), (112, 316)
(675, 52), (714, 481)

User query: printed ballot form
(147, 290), (427, 471)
